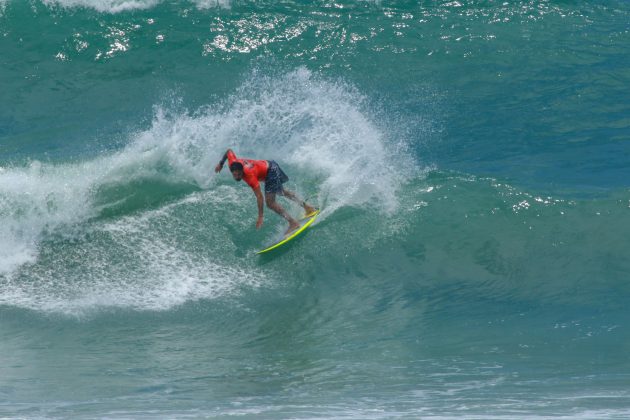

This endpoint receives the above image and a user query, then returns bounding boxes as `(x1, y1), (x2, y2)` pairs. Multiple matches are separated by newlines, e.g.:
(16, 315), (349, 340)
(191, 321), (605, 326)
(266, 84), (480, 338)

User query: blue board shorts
(264, 160), (289, 194)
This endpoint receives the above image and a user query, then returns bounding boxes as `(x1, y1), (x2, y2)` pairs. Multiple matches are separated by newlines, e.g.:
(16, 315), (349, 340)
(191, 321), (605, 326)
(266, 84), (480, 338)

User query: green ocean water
(1, 1), (630, 418)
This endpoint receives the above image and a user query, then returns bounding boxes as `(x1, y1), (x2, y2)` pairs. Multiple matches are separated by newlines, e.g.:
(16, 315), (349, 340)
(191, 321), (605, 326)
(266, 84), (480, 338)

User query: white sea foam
(0, 160), (98, 275)
(42, 0), (160, 13)
(194, 0), (231, 10)
(0, 190), (264, 316)
(38, 0), (230, 13)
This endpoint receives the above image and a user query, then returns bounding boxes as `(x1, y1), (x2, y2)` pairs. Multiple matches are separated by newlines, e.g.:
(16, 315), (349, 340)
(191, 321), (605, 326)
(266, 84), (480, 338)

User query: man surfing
(215, 149), (317, 234)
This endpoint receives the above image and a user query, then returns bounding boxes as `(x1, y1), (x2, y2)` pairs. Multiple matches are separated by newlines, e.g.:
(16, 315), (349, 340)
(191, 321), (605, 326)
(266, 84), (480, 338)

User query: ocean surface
(1, 0), (630, 418)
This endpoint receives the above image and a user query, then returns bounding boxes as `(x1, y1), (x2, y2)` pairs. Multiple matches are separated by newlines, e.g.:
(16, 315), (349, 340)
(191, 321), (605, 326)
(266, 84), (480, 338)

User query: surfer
(215, 149), (317, 234)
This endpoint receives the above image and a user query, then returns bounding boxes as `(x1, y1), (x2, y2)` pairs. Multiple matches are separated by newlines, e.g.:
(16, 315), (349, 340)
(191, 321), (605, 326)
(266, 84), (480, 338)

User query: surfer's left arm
(254, 186), (264, 229)
(214, 149), (234, 173)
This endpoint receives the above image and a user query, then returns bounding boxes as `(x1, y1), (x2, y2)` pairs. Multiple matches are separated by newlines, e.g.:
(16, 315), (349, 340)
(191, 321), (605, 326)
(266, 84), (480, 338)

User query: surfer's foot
(303, 204), (317, 217)
(285, 222), (300, 235)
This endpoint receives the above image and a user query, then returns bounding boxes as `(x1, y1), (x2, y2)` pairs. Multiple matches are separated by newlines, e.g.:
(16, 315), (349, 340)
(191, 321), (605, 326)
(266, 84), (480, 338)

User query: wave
(3, 67), (628, 317)
(0, 68), (415, 315)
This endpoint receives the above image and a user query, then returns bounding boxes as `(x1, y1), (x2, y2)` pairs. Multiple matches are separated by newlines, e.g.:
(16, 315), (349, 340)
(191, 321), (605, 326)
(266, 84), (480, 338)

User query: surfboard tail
(257, 210), (320, 254)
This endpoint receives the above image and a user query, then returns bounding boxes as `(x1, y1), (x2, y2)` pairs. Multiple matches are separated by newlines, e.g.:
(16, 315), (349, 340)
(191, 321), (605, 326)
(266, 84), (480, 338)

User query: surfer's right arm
(215, 149), (234, 173)
(254, 186), (264, 229)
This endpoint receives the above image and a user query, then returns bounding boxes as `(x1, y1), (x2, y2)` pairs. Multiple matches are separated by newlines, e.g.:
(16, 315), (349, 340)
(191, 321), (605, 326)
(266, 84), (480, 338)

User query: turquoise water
(1, 0), (630, 418)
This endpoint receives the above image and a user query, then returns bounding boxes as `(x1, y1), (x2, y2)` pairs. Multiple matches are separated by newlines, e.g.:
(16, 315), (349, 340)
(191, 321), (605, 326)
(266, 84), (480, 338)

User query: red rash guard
(226, 150), (269, 191)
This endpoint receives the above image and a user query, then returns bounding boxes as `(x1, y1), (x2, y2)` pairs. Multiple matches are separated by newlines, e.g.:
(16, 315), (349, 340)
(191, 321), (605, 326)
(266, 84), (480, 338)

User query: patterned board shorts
(264, 160), (289, 194)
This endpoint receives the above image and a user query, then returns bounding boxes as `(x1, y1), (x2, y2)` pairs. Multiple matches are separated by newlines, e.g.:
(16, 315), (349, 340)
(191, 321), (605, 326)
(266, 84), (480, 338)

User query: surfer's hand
(256, 216), (263, 229)
(214, 163), (223, 173)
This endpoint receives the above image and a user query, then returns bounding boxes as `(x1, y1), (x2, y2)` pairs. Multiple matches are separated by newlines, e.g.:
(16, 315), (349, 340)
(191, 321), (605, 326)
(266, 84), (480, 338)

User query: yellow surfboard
(257, 210), (320, 254)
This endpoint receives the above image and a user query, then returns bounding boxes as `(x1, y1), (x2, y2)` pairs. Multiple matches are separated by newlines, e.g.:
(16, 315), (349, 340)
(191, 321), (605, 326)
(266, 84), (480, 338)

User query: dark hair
(229, 162), (244, 172)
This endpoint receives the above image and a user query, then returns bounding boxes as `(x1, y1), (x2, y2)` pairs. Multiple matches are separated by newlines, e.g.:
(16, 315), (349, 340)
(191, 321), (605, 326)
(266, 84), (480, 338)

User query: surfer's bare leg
(281, 188), (316, 215)
(265, 192), (300, 234)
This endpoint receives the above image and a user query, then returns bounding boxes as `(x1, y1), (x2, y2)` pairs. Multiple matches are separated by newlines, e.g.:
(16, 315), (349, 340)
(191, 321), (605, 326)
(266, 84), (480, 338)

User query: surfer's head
(229, 162), (244, 181)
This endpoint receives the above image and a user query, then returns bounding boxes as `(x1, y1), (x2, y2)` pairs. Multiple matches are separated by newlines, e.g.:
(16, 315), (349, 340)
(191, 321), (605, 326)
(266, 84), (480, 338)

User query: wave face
(1, 1), (630, 418)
